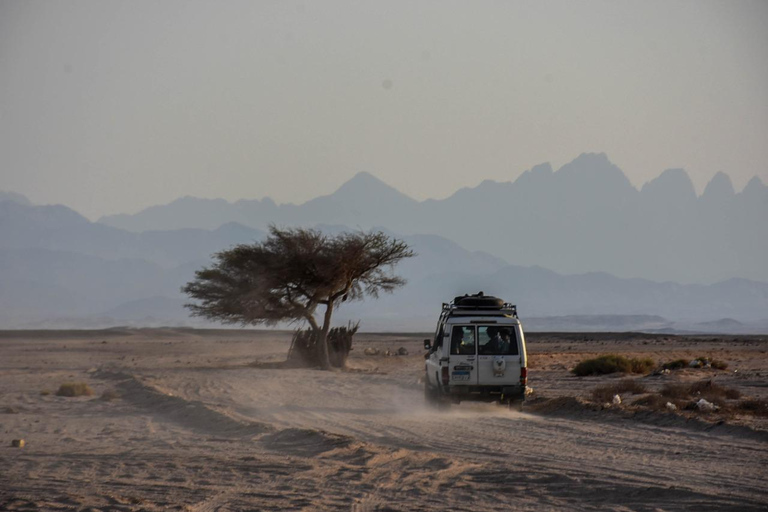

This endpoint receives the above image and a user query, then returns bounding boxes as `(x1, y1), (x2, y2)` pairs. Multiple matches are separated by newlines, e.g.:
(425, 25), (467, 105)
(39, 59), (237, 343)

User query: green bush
(572, 355), (655, 376)
(56, 382), (94, 397)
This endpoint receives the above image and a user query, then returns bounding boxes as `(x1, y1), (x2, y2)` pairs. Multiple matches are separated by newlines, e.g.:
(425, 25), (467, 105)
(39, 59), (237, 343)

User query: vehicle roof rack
(440, 292), (518, 318)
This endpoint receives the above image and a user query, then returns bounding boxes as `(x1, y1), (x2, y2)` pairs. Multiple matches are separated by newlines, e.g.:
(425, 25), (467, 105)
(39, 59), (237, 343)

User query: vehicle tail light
(441, 366), (450, 386)
(520, 367), (528, 386)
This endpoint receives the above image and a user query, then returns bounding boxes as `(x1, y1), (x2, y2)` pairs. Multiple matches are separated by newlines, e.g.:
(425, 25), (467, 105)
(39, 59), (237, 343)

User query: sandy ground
(1, 328), (766, 511)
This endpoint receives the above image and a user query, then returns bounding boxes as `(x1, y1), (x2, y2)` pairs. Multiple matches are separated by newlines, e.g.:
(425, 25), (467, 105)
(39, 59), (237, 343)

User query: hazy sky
(2, 0), (767, 219)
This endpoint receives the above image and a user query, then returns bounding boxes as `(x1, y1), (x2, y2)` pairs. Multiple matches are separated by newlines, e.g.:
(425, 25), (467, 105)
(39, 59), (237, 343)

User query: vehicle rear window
(477, 325), (518, 356)
(450, 326), (476, 355)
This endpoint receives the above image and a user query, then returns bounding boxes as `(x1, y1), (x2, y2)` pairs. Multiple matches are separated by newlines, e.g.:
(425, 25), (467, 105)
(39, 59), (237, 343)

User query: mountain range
(98, 153), (768, 284)
(2, 179), (768, 332)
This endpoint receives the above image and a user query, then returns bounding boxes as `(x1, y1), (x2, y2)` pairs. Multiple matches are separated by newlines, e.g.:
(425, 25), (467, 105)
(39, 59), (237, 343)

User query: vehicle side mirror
(423, 339), (431, 350)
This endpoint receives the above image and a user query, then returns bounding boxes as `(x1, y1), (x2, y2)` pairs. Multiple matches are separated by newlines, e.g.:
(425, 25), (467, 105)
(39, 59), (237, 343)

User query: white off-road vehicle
(424, 292), (528, 410)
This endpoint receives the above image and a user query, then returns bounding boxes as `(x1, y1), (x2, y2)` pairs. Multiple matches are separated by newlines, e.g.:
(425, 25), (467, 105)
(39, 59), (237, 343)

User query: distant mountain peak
(530, 162), (554, 175)
(743, 176), (765, 192)
(555, 152), (634, 190)
(332, 171), (415, 202)
(701, 172), (735, 201)
(641, 168), (696, 201)
(513, 162), (553, 188)
(572, 152), (610, 165)
(0, 190), (32, 206)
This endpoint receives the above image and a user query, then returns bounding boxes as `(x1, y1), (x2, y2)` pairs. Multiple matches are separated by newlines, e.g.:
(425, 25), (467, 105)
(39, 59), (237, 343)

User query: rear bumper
(446, 384), (526, 402)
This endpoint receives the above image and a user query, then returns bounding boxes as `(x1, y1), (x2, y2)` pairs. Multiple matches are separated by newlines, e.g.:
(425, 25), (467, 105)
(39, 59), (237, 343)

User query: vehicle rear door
(476, 324), (521, 385)
(448, 325), (477, 385)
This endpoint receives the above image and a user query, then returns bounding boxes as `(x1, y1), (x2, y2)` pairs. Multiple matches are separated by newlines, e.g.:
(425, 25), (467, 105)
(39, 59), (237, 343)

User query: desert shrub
(689, 379), (741, 400)
(692, 356), (729, 370)
(288, 324), (359, 368)
(737, 399), (768, 417)
(660, 383), (690, 399)
(40, 389), (51, 396)
(592, 378), (648, 403)
(662, 359), (689, 370)
(710, 360), (728, 370)
(632, 393), (684, 411)
(56, 382), (94, 397)
(661, 380), (740, 404)
(572, 355), (655, 376)
(100, 389), (121, 401)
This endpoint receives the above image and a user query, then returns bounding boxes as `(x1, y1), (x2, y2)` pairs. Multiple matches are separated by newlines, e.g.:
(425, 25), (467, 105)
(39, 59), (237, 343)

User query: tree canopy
(183, 226), (414, 368)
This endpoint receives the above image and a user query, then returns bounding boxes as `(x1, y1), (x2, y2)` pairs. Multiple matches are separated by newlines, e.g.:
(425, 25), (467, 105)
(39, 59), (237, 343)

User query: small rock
(612, 394), (622, 405)
(695, 398), (718, 412)
(666, 402), (677, 411)
(525, 387), (534, 396)
(397, 347), (409, 356)
(11, 439), (25, 448)
(363, 347), (379, 356)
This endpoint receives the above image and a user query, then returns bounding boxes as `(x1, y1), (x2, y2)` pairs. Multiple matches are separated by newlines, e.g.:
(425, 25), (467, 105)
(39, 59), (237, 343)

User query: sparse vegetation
(710, 359), (728, 370)
(40, 389), (51, 396)
(632, 393), (680, 410)
(591, 378), (647, 403)
(660, 356), (728, 371)
(659, 379), (741, 410)
(737, 399), (768, 417)
(100, 389), (121, 401)
(572, 354), (655, 376)
(183, 226), (413, 369)
(56, 382), (94, 397)
(662, 359), (689, 370)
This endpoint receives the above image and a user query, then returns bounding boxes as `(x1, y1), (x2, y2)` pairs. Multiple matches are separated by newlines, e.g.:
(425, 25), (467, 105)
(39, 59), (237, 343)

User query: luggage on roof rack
(452, 292), (503, 309)
(442, 292), (517, 317)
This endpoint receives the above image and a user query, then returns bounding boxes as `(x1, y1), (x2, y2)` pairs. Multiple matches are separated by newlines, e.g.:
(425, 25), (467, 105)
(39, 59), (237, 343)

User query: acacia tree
(183, 226), (414, 369)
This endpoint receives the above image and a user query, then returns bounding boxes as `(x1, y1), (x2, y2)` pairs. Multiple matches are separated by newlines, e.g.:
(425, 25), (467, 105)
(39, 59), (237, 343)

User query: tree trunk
(317, 301), (334, 370)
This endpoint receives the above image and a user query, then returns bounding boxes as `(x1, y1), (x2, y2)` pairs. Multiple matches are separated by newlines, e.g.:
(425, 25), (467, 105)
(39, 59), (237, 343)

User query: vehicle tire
(425, 383), (451, 411)
(508, 399), (524, 412)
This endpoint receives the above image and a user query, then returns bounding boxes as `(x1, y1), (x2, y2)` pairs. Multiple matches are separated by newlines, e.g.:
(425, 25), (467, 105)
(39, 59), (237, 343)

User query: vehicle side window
(478, 326), (519, 355)
(450, 326), (475, 355)
(430, 326), (443, 353)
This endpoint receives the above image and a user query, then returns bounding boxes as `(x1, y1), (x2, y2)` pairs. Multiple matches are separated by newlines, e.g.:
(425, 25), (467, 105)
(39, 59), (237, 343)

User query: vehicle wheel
(425, 383), (451, 410)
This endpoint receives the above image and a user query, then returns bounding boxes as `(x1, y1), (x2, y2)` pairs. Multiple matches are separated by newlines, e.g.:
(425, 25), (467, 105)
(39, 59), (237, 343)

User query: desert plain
(0, 328), (766, 511)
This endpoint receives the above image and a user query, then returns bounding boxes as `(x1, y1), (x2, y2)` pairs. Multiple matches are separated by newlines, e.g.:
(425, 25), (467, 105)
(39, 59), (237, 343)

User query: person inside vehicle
(485, 328), (505, 354)
(498, 329), (512, 354)
(452, 326), (475, 355)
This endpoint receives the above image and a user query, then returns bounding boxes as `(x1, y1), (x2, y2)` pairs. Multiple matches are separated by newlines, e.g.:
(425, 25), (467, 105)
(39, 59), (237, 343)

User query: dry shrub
(689, 380), (740, 400)
(694, 356), (729, 370)
(56, 382), (94, 397)
(662, 359), (689, 370)
(633, 393), (683, 411)
(592, 379), (647, 403)
(660, 383), (690, 400)
(660, 379), (740, 409)
(572, 355), (655, 376)
(100, 389), (121, 401)
(40, 389), (51, 396)
(737, 399), (768, 417)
